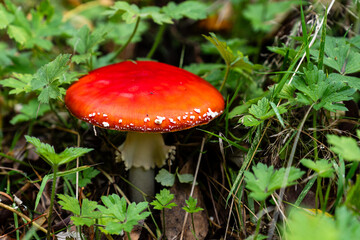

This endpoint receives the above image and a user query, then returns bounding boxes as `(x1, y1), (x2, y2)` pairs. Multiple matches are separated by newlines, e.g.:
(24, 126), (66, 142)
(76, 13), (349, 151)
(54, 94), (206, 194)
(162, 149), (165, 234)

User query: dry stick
(179, 137), (206, 240)
(288, 0), (335, 85)
(0, 202), (47, 235)
(267, 104), (314, 239)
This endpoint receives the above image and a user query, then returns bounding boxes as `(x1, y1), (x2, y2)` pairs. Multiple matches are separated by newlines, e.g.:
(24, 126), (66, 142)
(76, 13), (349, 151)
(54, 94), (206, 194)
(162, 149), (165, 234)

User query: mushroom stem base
(129, 167), (154, 202)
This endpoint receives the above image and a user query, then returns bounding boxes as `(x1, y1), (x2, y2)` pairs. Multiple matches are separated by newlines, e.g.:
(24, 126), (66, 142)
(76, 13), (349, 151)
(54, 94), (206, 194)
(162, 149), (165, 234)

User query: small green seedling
(150, 189), (177, 234)
(182, 196), (204, 240)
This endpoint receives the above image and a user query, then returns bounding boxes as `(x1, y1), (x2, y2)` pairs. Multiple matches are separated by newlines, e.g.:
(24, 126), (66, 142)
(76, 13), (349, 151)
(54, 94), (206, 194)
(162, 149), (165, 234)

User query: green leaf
(150, 189), (177, 210)
(300, 159), (334, 178)
(244, 163), (304, 201)
(0, 73), (33, 94)
(57, 194), (81, 215)
(7, 25), (30, 45)
(155, 169), (176, 187)
(182, 196), (203, 213)
(241, 97), (287, 127)
(313, 36), (360, 74)
(107, 1), (172, 25)
(0, 4), (14, 29)
(327, 134), (360, 162)
(244, 1), (300, 32)
(162, 1), (208, 20)
(98, 194), (150, 234)
(57, 147), (94, 165)
(58, 194), (100, 227)
(69, 25), (108, 55)
(10, 99), (50, 125)
(64, 167), (100, 188)
(328, 73), (360, 91)
(285, 206), (360, 240)
(177, 173), (194, 184)
(25, 135), (93, 166)
(291, 64), (355, 112)
(32, 54), (71, 103)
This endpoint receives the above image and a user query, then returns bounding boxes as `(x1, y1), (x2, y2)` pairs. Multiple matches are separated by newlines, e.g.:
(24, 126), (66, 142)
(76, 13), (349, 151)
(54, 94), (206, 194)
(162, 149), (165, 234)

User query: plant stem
(312, 110), (318, 161)
(317, 176), (324, 211)
(111, 17), (140, 62)
(162, 209), (166, 235)
(190, 213), (199, 240)
(146, 24), (166, 59)
(254, 201), (265, 239)
(47, 164), (58, 240)
(219, 64), (231, 92)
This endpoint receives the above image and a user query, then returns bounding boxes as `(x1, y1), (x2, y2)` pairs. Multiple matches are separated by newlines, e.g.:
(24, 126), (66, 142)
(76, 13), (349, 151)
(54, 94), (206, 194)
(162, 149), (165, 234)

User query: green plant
(58, 193), (150, 238)
(182, 196), (204, 239)
(150, 189), (177, 234)
(25, 136), (92, 239)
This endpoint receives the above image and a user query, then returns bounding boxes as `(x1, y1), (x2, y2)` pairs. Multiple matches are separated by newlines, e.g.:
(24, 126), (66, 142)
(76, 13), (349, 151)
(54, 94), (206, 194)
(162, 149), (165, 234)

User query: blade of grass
(317, 7), (327, 70)
(300, 4), (310, 63)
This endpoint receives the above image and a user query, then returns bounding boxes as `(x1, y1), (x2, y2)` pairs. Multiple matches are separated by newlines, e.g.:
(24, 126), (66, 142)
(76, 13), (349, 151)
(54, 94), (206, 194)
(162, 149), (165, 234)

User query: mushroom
(65, 61), (224, 202)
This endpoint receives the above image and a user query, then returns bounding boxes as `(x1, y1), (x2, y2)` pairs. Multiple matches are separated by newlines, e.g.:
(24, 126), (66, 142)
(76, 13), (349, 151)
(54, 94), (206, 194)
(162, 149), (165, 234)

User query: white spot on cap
(207, 108), (219, 118)
(155, 116), (166, 125)
(169, 118), (176, 124)
(144, 117), (150, 122)
(177, 116), (181, 121)
(102, 122), (109, 127)
(119, 119), (123, 123)
(190, 116), (195, 120)
(130, 123), (134, 126)
(103, 114), (108, 117)
(194, 108), (201, 114)
(183, 115), (188, 120)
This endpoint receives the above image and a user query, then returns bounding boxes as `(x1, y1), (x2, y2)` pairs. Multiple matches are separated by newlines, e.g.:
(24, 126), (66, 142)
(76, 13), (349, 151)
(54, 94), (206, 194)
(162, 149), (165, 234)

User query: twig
(0, 202), (47, 235)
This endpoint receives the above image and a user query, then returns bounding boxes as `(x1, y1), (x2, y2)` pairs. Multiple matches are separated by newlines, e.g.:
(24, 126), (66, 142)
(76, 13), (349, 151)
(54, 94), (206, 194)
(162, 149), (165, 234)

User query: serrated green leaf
(25, 135), (92, 166)
(248, 98), (270, 119)
(0, 73), (33, 94)
(327, 134), (360, 162)
(31, 54), (71, 103)
(57, 194), (81, 215)
(69, 25), (107, 55)
(301, 159), (334, 178)
(182, 196), (203, 213)
(244, 163), (304, 201)
(64, 167), (100, 188)
(0, 5), (14, 29)
(244, 1), (299, 32)
(319, 36), (360, 74)
(291, 64), (355, 112)
(162, 1), (208, 20)
(7, 25), (30, 45)
(98, 194), (150, 234)
(328, 73), (360, 90)
(150, 189), (177, 210)
(155, 169), (175, 187)
(57, 147), (93, 165)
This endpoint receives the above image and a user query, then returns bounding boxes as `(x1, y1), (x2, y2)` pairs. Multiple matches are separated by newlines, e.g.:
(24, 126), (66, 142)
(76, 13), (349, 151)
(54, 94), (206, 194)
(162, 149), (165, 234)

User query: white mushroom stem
(117, 132), (176, 202)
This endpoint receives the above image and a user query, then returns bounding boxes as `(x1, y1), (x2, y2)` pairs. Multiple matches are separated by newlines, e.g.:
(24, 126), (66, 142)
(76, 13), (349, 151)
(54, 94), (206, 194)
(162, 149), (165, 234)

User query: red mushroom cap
(65, 61), (225, 132)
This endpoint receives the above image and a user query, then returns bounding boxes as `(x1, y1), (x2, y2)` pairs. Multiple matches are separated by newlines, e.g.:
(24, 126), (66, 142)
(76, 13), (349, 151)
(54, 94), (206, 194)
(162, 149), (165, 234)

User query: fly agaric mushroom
(65, 61), (224, 202)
